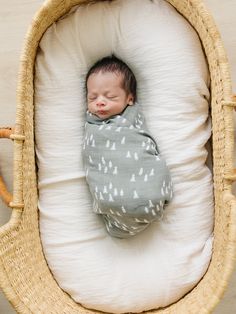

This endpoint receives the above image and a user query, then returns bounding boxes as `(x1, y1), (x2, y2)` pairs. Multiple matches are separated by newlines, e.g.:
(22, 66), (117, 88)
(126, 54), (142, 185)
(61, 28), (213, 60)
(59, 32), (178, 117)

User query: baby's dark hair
(85, 54), (137, 102)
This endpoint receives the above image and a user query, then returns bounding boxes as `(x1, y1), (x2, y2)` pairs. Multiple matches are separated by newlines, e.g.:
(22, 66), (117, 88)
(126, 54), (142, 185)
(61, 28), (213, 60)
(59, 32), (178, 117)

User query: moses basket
(0, 0), (236, 313)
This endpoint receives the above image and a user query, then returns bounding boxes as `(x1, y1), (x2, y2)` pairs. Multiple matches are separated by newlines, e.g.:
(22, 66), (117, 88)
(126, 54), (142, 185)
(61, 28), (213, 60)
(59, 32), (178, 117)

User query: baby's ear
(128, 94), (134, 106)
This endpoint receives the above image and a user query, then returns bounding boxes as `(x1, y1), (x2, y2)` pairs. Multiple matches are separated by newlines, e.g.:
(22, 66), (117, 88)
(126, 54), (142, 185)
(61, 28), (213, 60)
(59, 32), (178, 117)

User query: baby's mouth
(97, 110), (108, 115)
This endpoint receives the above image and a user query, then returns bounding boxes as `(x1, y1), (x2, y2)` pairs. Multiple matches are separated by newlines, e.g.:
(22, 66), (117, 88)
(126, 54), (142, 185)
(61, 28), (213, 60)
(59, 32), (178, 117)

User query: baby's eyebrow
(87, 93), (97, 97)
(105, 90), (116, 95)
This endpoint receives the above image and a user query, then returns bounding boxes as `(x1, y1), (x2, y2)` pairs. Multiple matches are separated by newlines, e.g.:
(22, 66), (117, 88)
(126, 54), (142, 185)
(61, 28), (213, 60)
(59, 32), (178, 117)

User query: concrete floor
(0, 0), (235, 313)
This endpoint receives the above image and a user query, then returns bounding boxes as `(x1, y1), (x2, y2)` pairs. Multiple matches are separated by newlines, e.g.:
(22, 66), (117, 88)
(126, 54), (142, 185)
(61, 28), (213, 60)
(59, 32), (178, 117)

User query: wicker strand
(222, 94), (236, 108)
(10, 134), (25, 141)
(224, 169), (236, 181)
(8, 202), (24, 209)
(222, 100), (236, 108)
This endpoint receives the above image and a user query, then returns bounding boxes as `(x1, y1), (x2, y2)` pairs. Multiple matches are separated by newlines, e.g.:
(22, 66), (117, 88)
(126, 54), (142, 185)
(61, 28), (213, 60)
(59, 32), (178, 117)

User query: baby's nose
(96, 99), (106, 107)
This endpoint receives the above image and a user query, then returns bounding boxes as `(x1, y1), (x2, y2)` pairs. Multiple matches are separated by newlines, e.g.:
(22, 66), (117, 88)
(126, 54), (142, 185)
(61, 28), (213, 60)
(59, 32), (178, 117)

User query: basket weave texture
(0, 0), (236, 313)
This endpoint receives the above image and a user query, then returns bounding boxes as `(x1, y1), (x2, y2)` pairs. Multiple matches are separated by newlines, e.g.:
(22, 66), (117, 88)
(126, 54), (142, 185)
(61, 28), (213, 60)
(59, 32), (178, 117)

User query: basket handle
(0, 127), (24, 209)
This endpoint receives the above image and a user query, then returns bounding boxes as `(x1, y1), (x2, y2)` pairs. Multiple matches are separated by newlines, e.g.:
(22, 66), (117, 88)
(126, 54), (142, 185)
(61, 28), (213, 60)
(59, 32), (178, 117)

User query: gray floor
(0, 0), (235, 313)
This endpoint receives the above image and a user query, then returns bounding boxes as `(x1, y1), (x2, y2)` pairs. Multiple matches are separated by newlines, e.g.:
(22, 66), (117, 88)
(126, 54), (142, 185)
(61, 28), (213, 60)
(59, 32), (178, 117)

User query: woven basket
(0, 0), (236, 313)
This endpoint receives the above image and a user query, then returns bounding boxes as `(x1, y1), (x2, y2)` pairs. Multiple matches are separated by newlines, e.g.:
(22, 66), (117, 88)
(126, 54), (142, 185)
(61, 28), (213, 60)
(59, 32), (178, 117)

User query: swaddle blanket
(82, 102), (173, 238)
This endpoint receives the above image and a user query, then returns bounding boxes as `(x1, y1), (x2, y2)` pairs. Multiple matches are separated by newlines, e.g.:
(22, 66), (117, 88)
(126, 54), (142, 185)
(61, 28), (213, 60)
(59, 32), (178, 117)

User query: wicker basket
(0, 0), (236, 313)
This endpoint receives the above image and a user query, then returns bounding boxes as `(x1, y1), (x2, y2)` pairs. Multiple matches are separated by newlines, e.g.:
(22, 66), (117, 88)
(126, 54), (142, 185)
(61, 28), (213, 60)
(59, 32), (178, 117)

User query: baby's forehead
(87, 70), (125, 88)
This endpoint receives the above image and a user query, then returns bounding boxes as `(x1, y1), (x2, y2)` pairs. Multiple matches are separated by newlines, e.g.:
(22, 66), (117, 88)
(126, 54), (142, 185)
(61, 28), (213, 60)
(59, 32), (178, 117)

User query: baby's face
(86, 71), (134, 119)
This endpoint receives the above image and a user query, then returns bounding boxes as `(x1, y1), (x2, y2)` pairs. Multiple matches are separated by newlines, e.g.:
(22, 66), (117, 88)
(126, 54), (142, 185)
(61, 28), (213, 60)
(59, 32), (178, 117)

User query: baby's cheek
(87, 103), (94, 112)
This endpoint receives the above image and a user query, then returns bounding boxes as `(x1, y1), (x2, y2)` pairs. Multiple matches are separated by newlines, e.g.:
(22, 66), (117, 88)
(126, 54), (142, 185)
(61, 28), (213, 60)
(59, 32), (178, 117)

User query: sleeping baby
(82, 55), (173, 238)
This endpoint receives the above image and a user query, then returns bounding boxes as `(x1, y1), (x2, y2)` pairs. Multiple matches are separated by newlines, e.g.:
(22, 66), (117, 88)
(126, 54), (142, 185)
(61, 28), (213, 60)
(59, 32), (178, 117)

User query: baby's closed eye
(107, 96), (117, 99)
(88, 95), (96, 100)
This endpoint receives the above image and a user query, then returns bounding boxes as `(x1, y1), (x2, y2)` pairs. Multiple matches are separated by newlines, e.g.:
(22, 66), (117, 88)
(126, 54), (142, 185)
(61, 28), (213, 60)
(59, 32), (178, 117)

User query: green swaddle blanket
(82, 102), (173, 238)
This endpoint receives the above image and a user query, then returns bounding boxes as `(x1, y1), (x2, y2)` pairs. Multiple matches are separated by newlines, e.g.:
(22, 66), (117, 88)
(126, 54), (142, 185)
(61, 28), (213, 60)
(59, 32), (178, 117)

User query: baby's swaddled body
(82, 102), (173, 238)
